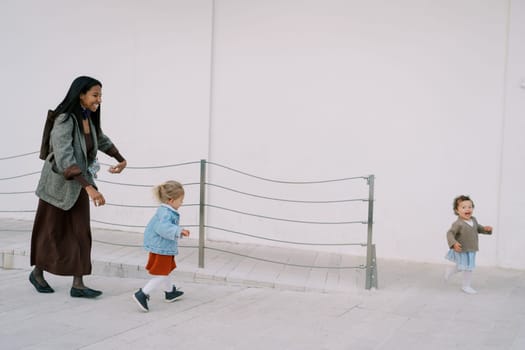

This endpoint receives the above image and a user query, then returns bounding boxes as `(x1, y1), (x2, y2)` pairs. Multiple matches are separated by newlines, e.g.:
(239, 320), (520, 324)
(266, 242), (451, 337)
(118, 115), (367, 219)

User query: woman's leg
(32, 266), (47, 285)
(30, 266), (54, 292)
(29, 266), (54, 293)
(73, 275), (86, 289)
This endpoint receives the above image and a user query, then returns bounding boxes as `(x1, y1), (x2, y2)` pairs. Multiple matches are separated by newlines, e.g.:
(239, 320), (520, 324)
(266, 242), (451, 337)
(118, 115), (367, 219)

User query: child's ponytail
(153, 181), (184, 203)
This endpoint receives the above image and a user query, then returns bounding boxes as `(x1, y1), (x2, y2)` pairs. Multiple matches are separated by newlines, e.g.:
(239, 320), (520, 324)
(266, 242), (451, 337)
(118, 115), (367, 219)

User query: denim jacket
(143, 204), (183, 255)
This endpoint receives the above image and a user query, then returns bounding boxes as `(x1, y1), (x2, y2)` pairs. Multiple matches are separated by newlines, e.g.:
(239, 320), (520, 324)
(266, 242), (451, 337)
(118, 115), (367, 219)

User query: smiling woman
(30, 76), (127, 298)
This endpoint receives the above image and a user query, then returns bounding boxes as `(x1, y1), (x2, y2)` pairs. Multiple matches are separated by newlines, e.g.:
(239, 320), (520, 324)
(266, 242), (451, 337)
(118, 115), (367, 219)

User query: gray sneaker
(133, 289), (150, 312)
(165, 286), (184, 303)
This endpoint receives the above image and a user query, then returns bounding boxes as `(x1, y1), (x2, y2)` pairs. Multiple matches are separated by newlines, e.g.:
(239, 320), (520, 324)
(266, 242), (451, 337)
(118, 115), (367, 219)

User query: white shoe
(462, 286), (478, 295)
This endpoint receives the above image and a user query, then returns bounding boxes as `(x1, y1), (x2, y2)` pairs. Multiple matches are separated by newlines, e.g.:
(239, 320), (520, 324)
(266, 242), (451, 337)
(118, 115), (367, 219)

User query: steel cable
(0, 171), (41, 180)
(0, 151), (39, 160)
(205, 225), (366, 246)
(205, 204), (366, 225)
(204, 246), (365, 269)
(207, 161), (369, 184)
(207, 183), (368, 203)
(99, 160), (200, 169)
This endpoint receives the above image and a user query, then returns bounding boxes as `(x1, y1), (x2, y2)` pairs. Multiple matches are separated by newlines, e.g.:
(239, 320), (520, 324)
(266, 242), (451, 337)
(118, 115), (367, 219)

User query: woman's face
(79, 85), (102, 112)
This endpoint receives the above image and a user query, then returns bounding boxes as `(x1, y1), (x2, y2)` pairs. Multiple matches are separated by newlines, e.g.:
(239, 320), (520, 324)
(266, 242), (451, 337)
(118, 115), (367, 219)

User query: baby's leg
(444, 265), (458, 281)
(461, 271), (477, 294)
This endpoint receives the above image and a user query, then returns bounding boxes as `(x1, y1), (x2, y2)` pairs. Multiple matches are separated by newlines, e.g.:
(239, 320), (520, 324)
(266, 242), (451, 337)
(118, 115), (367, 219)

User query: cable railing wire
(92, 238), (196, 249)
(0, 210), (36, 213)
(207, 161), (369, 184)
(0, 171), (41, 181)
(97, 179), (201, 188)
(99, 160), (201, 170)
(0, 191), (34, 194)
(103, 202), (199, 209)
(205, 225), (366, 246)
(206, 204), (366, 225)
(0, 228), (32, 232)
(205, 246), (365, 269)
(90, 219), (200, 230)
(207, 183), (368, 204)
(0, 151), (39, 161)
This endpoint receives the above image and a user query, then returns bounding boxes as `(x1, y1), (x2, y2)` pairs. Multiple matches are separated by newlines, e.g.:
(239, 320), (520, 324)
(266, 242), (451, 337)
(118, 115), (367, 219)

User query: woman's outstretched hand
(86, 185), (106, 207)
(109, 160), (127, 174)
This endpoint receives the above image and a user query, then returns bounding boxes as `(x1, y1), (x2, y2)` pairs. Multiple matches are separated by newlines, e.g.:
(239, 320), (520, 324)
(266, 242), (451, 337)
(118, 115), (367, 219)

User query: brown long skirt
(30, 189), (92, 276)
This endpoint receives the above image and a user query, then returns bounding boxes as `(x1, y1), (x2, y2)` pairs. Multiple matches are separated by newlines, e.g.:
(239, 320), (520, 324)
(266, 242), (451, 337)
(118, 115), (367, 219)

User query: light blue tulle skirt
(445, 250), (476, 271)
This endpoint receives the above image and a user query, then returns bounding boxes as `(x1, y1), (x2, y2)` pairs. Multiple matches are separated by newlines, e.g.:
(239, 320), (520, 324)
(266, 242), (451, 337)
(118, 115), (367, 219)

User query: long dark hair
(39, 76), (102, 160)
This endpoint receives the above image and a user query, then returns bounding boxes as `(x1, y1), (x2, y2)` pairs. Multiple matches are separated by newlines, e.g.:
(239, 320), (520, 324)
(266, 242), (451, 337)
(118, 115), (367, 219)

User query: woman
(30, 76), (127, 298)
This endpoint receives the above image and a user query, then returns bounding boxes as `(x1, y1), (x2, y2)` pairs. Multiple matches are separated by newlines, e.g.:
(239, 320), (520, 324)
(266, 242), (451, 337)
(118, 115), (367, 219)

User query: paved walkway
(1, 218), (525, 349)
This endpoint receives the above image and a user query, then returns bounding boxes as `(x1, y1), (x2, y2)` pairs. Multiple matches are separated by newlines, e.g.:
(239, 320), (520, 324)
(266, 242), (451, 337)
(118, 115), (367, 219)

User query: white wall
(0, 0), (213, 228)
(207, 0), (510, 267)
(1, 0), (524, 268)
(497, 0), (525, 268)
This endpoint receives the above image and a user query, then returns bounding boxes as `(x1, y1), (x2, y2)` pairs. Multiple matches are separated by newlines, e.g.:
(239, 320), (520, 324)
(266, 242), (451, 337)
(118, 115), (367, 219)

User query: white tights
(445, 266), (473, 288)
(142, 276), (173, 295)
(462, 271), (473, 288)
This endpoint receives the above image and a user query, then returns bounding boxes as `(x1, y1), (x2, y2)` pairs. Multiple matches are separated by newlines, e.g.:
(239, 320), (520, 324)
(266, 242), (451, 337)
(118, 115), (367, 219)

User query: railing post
(365, 174), (378, 289)
(198, 159), (206, 268)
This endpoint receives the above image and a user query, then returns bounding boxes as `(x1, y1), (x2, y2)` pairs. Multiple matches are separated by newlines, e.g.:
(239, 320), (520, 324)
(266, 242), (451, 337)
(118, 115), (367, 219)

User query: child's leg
(161, 275), (172, 292)
(462, 271), (477, 294)
(143, 276), (168, 295)
(444, 265), (458, 281)
(461, 252), (477, 294)
(462, 270), (472, 288)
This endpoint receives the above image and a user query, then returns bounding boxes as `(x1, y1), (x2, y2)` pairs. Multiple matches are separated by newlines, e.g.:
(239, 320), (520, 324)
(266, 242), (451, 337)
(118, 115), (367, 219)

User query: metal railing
(0, 151), (377, 289)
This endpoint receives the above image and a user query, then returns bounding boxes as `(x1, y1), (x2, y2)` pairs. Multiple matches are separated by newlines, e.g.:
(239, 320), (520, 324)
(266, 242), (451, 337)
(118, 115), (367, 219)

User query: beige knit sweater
(446, 217), (492, 252)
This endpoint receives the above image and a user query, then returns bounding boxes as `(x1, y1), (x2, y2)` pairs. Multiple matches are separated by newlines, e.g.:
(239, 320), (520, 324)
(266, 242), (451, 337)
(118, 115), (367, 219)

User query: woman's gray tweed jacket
(35, 113), (115, 210)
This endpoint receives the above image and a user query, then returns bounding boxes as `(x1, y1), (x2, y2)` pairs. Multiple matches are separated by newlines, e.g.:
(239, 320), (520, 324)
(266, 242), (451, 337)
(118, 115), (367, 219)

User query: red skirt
(145, 252), (176, 276)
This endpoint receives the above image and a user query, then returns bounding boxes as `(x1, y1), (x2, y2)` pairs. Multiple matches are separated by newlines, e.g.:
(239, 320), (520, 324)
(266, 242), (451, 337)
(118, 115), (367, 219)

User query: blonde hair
(153, 180), (184, 204)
